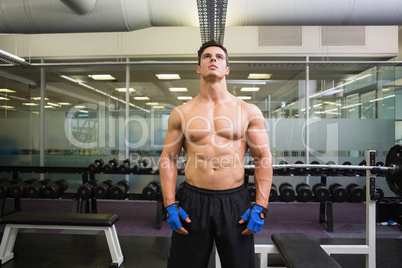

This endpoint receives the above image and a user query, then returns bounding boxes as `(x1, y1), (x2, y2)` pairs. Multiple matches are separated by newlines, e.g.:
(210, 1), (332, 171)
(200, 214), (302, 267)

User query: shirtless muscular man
(159, 40), (273, 268)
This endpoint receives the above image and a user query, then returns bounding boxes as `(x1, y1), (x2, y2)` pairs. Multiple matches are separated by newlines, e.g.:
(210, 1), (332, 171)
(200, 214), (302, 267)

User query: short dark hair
(197, 40), (229, 66)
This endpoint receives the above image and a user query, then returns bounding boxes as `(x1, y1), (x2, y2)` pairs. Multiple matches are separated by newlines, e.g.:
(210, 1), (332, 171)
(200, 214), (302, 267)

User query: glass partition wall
(0, 60), (400, 195)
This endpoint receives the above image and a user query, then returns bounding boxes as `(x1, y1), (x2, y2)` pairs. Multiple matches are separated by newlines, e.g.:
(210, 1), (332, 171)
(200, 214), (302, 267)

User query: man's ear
(196, 65), (201, 74)
(225, 66), (230, 75)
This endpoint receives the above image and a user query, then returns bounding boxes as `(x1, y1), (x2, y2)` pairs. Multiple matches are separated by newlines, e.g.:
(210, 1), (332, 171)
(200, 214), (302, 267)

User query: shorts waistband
(182, 181), (245, 195)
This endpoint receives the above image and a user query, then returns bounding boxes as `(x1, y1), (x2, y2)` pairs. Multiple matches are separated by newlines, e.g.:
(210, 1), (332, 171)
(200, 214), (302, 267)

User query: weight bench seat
(271, 233), (341, 268)
(0, 212), (123, 267)
(0, 212), (119, 226)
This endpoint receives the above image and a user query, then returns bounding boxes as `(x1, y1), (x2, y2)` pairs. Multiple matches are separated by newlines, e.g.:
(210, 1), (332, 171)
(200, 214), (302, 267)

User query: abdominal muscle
(183, 148), (246, 190)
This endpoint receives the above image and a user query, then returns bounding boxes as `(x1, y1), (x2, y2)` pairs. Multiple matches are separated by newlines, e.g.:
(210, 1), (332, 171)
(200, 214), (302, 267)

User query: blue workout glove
(241, 204), (268, 233)
(166, 203), (189, 231)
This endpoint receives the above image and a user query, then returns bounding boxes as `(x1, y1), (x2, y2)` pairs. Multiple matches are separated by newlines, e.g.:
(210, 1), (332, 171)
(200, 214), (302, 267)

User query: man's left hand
(239, 204), (268, 235)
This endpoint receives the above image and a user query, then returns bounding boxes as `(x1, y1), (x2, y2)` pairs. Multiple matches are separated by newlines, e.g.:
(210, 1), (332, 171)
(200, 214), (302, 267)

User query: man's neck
(199, 79), (232, 104)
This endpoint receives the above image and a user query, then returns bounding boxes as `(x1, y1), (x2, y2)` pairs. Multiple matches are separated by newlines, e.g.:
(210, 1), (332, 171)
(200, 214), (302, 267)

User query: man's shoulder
(169, 100), (197, 121)
(238, 99), (262, 117)
(175, 101), (194, 115)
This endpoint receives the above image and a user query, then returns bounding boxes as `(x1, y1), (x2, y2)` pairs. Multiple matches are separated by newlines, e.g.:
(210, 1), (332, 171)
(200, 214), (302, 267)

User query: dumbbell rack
(0, 166), (89, 216)
(244, 163), (385, 233)
(84, 170), (165, 230)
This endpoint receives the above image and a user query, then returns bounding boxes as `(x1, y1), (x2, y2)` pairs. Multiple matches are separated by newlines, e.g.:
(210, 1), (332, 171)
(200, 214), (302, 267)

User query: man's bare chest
(182, 107), (249, 143)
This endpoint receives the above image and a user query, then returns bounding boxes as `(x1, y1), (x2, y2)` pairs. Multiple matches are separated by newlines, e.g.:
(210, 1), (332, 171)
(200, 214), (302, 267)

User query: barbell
(243, 162), (398, 173)
(245, 144), (402, 195)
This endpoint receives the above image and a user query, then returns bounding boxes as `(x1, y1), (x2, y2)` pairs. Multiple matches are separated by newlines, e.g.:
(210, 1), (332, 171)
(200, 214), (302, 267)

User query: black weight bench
(271, 233), (341, 268)
(0, 212), (124, 267)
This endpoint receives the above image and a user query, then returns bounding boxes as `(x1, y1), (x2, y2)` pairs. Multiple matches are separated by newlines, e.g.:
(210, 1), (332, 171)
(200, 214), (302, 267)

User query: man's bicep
(163, 127), (184, 151)
(248, 132), (271, 169)
(246, 113), (270, 153)
(161, 109), (185, 158)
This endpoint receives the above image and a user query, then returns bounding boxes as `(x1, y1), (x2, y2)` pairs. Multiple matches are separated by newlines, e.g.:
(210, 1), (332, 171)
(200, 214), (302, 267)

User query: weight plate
(385, 145), (402, 195)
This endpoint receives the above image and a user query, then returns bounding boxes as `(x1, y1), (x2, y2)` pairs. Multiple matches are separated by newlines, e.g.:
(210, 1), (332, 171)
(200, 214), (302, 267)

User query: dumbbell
(375, 161), (386, 176)
(0, 178), (10, 198)
(109, 180), (130, 199)
(310, 161), (322, 176)
(10, 178), (38, 198)
(294, 161), (306, 175)
(375, 186), (384, 201)
(296, 182), (313, 202)
(133, 159), (153, 174)
(94, 179), (114, 199)
(43, 179), (69, 198)
(25, 178), (52, 198)
(358, 160), (367, 176)
(363, 185), (384, 201)
(279, 182), (295, 202)
(0, 178), (11, 198)
(246, 183), (256, 201)
(342, 161), (355, 176)
(346, 183), (365, 203)
(0, 178), (23, 198)
(77, 180), (100, 199)
(269, 183), (278, 202)
(119, 159), (134, 173)
(278, 161), (289, 175)
(88, 159), (104, 173)
(329, 183), (348, 202)
(142, 181), (161, 200)
(326, 161), (339, 176)
(103, 159), (119, 173)
(312, 183), (331, 202)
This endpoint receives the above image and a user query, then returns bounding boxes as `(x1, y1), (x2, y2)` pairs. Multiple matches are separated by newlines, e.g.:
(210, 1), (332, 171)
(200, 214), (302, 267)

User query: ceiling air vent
(258, 26), (302, 46)
(321, 26), (365, 46)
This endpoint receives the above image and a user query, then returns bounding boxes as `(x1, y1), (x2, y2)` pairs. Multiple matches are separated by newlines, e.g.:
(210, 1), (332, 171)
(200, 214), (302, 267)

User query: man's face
(196, 46), (230, 79)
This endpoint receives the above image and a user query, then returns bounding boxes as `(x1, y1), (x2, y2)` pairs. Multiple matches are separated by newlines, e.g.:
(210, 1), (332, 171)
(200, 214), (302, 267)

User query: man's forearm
(254, 166), (273, 208)
(159, 158), (179, 207)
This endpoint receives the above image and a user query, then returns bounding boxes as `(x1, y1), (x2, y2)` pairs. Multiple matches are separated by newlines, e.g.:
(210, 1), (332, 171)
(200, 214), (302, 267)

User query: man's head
(197, 40), (229, 67)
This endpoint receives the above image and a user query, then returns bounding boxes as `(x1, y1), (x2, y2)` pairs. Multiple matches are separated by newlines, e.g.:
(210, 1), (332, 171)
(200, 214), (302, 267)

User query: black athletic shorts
(167, 182), (255, 268)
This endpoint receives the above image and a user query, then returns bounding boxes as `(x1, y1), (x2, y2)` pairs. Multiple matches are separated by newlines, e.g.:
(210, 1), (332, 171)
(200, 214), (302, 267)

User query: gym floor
(1, 199), (402, 267)
(0, 234), (402, 267)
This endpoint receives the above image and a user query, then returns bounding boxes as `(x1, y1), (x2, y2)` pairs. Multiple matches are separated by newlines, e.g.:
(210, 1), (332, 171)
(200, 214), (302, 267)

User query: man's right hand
(166, 203), (191, 235)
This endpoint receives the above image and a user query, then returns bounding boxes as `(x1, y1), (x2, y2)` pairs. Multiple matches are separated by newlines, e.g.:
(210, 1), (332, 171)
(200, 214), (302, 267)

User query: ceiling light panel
(31, 97), (49, 101)
(248, 73), (272, 79)
(134, 96), (150, 100)
(169, 88), (188, 92)
(115, 88), (135, 92)
(1, 105), (14, 109)
(156, 74), (181, 80)
(88, 74), (116, 80)
(0, 89), (16, 93)
(240, 87), (260, 92)
(177, 96), (193, 100)
(47, 102), (61, 107)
